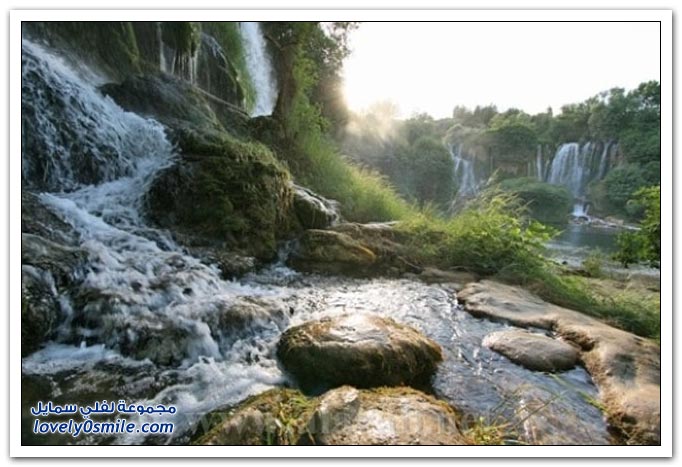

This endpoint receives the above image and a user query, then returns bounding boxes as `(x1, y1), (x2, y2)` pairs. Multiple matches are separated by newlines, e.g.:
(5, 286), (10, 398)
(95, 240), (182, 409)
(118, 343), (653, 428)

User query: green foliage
(497, 177), (572, 224)
(486, 111), (538, 160)
(400, 193), (554, 275)
(614, 185), (661, 268)
(591, 164), (655, 217)
(161, 22), (200, 55)
(582, 251), (607, 278)
(264, 22), (416, 223)
(404, 136), (453, 206)
(509, 266), (659, 339)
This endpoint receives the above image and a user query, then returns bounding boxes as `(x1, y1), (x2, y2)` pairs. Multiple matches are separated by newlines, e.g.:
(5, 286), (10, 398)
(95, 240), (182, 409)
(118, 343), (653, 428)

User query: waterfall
(22, 39), (286, 441)
(20, 39), (613, 447)
(536, 145), (543, 181)
(450, 144), (478, 197)
(546, 142), (614, 218)
(239, 22), (278, 117)
(21, 40), (172, 192)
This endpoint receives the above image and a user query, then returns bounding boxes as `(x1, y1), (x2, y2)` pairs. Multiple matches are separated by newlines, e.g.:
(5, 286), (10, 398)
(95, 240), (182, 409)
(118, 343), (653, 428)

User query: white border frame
(8, 8), (673, 458)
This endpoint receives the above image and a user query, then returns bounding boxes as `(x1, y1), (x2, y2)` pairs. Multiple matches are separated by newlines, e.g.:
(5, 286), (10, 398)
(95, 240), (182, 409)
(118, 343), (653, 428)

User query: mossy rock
(193, 386), (465, 445)
(288, 223), (419, 277)
(100, 73), (225, 133)
(192, 388), (316, 445)
(277, 314), (443, 391)
(145, 129), (293, 260)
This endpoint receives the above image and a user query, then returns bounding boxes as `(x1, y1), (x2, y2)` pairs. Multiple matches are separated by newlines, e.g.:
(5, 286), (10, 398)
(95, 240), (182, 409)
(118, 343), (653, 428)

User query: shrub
(497, 178), (573, 224)
(399, 192), (554, 276)
(614, 185), (660, 268)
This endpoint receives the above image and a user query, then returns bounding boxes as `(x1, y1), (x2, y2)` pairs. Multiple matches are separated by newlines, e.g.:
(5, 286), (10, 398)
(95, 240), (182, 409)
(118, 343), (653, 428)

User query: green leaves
(613, 185), (660, 268)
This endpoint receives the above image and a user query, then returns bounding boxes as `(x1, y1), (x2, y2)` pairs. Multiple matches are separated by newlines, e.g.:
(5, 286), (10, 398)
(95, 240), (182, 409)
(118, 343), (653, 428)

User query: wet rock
(192, 388), (315, 445)
(22, 233), (87, 288)
(277, 314), (442, 391)
(188, 246), (257, 279)
(308, 386), (464, 445)
(101, 73), (224, 132)
(288, 229), (377, 276)
(292, 184), (341, 230)
(458, 280), (661, 445)
(144, 127), (293, 261)
(22, 191), (78, 245)
(482, 330), (579, 372)
(288, 222), (421, 277)
(193, 386), (464, 445)
(21, 266), (61, 356)
(416, 267), (478, 287)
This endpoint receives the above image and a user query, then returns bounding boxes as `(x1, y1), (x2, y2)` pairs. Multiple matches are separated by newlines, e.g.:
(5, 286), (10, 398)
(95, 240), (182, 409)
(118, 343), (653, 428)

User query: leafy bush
(590, 164), (656, 217)
(399, 192), (554, 275)
(614, 185), (661, 268)
(497, 178), (573, 224)
(582, 251), (607, 278)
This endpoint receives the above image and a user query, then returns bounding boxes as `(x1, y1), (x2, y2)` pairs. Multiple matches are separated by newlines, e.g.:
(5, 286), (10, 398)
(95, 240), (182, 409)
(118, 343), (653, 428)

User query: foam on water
(21, 39), (611, 446)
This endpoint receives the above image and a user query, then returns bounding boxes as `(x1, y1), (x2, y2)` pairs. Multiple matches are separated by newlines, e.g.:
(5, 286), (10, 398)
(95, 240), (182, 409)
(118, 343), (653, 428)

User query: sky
(342, 22), (661, 118)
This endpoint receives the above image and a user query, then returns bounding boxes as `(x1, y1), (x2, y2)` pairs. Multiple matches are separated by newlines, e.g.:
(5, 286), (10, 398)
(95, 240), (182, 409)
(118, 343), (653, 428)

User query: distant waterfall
(546, 142), (617, 217)
(450, 144), (478, 197)
(239, 22), (278, 117)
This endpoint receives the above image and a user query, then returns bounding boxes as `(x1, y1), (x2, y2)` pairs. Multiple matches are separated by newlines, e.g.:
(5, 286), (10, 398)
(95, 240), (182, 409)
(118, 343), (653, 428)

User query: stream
(21, 38), (611, 446)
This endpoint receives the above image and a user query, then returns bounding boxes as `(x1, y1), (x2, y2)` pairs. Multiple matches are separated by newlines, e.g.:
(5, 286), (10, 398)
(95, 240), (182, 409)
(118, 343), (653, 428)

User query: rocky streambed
(20, 37), (660, 447)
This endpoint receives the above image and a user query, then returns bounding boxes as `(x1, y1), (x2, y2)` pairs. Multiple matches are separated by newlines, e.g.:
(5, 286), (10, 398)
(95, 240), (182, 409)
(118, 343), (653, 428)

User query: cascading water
(546, 142), (615, 217)
(239, 22), (278, 117)
(21, 39), (611, 446)
(450, 144), (479, 197)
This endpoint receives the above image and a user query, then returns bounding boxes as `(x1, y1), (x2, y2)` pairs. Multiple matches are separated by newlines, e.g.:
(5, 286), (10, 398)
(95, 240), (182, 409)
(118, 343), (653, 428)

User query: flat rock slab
(194, 386), (465, 445)
(483, 329), (579, 372)
(458, 280), (661, 445)
(277, 314), (442, 391)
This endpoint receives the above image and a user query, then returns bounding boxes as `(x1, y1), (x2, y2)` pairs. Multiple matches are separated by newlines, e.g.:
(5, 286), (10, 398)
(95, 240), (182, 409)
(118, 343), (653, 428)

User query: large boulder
(291, 184), (341, 230)
(287, 229), (377, 276)
(308, 386), (464, 445)
(193, 386), (465, 445)
(287, 222), (420, 277)
(101, 73), (225, 132)
(144, 129), (294, 261)
(277, 314), (442, 391)
(458, 280), (661, 445)
(482, 329), (580, 372)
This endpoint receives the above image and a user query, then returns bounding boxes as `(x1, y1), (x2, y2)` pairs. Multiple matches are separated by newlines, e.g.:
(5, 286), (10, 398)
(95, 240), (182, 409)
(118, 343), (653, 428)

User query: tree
(614, 185), (660, 268)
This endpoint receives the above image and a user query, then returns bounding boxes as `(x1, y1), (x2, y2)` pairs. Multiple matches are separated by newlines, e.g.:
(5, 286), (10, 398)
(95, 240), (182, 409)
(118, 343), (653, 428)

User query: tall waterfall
(546, 142), (616, 217)
(239, 22), (278, 117)
(450, 144), (478, 197)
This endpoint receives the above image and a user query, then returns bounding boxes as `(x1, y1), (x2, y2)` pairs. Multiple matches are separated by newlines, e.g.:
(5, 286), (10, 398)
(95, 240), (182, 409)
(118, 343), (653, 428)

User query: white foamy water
(239, 22), (278, 117)
(22, 39), (610, 446)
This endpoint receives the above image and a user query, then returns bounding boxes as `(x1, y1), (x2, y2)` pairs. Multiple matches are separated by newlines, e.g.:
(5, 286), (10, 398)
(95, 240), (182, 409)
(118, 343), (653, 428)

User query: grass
(515, 266), (660, 340)
(281, 110), (418, 223)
